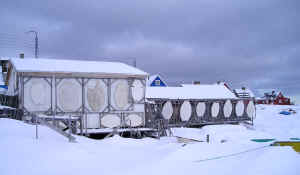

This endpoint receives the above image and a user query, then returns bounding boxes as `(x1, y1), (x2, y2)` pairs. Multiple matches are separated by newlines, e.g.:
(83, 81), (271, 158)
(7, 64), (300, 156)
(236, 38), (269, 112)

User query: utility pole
(26, 30), (38, 58)
(133, 58), (136, 67)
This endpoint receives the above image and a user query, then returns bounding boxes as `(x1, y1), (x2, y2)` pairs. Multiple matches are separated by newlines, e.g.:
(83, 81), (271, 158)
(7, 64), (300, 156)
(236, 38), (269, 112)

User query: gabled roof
(146, 74), (167, 86)
(9, 58), (148, 77)
(146, 84), (237, 100)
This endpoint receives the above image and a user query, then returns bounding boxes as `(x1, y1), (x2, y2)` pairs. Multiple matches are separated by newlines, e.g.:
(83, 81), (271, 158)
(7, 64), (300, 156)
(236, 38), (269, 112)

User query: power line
(0, 32), (36, 56)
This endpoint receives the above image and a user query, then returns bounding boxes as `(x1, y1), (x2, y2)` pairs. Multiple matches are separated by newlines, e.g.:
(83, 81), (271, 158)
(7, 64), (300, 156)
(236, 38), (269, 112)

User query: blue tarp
(279, 111), (291, 115)
(0, 85), (8, 89)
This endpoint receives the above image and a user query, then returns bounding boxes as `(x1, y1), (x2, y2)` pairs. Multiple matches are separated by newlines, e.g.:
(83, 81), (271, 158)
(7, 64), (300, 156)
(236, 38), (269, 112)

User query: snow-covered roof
(234, 88), (255, 98)
(146, 85), (237, 100)
(181, 84), (196, 87)
(0, 57), (10, 61)
(9, 58), (148, 77)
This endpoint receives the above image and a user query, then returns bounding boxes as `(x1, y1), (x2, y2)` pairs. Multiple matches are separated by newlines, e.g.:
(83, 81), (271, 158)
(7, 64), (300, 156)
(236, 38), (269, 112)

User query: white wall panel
(83, 114), (100, 129)
(101, 114), (121, 128)
(125, 113), (143, 127)
(223, 100), (232, 118)
(24, 78), (51, 112)
(133, 104), (145, 112)
(196, 102), (206, 117)
(180, 101), (192, 121)
(162, 101), (173, 120)
(131, 80), (144, 102)
(57, 79), (82, 112)
(211, 102), (220, 118)
(247, 101), (255, 118)
(85, 79), (107, 112)
(111, 79), (130, 110)
(235, 101), (244, 117)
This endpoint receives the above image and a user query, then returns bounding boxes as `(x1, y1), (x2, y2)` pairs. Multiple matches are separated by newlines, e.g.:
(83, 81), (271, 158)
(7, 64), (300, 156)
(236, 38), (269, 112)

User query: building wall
(15, 71), (147, 129)
(274, 96), (291, 105)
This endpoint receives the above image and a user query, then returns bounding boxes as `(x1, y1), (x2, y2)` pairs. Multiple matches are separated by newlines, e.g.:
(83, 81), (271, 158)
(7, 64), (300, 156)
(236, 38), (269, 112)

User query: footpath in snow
(0, 104), (299, 175)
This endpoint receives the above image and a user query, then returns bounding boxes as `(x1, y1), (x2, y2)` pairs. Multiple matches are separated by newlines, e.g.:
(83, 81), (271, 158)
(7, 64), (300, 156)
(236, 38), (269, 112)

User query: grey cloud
(0, 0), (300, 99)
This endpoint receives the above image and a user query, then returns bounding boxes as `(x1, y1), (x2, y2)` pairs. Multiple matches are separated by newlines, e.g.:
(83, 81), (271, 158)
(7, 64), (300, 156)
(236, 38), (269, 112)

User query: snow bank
(1, 104), (300, 175)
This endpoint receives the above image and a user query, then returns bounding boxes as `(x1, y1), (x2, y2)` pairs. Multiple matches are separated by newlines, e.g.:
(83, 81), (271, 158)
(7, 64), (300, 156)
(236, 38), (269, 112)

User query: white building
(6, 57), (148, 131)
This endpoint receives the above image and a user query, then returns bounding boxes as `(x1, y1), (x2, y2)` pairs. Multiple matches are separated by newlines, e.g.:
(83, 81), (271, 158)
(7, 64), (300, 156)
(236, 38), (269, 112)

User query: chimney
(19, 53), (24, 59)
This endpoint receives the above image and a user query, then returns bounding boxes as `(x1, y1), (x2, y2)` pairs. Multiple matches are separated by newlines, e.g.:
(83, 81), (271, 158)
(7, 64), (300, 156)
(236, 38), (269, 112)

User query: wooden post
(68, 115), (72, 142)
(35, 114), (38, 139)
(80, 115), (83, 135)
(85, 113), (88, 136)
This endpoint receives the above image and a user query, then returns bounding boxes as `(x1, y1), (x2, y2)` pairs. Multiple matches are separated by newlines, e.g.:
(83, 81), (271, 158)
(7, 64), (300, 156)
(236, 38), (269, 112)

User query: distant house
(233, 87), (255, 99)
(256, 90), (291, 105)
(146, 74), (167, 87)
(274, 92), (291, 105)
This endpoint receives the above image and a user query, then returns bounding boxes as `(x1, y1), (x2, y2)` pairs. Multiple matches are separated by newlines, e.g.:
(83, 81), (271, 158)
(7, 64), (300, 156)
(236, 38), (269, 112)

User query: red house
(256, 91), (291, 105)
(273, 92), (291, 105)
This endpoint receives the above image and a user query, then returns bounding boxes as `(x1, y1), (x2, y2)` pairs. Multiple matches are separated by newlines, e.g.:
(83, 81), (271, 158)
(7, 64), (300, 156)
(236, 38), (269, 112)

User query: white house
(6, 57), (149, 131)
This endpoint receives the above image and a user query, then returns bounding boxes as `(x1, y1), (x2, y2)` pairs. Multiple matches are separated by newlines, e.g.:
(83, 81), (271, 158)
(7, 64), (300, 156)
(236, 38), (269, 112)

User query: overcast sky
(1, 0), (299, 102)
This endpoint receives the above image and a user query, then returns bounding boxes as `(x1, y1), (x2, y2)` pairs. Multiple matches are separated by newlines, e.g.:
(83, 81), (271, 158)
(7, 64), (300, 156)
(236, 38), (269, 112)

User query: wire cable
(193, 145), (270, 163)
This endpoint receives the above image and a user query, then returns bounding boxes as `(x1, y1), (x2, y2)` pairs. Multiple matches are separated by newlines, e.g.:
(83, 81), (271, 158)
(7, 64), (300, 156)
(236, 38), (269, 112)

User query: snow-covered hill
(1, 104), (300, 175)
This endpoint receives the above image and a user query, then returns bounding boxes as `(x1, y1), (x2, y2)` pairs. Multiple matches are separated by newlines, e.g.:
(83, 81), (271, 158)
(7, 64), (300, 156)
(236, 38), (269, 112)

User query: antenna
(26, 30), (38, 58)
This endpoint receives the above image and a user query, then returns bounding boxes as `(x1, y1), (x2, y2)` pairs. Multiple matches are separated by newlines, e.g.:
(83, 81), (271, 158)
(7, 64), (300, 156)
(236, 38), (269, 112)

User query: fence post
(68, 115), (72, 142)
(35, 114), (38, 139)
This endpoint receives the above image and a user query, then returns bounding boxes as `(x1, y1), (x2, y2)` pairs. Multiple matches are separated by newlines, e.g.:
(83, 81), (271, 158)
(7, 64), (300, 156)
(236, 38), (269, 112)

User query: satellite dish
(223, 100), (232, 118)
(196, 102), (206, 117)
(211, 102), (220, 118)
(180, 101), (192, 121)
(162, 101), (173, 120)
(235, 100), (244, 117)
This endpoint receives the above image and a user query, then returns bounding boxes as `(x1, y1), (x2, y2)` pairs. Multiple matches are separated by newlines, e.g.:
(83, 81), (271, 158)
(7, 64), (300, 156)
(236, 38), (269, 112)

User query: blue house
(147, 74), (167, 87)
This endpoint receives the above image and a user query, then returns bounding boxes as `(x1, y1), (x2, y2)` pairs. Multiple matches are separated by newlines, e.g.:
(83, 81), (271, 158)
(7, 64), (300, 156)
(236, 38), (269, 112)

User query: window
(155, 80), (161, 86)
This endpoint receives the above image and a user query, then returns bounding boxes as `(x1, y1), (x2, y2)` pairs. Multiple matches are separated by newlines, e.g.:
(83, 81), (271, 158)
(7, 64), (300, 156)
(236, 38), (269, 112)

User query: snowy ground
(1, 104), (300, 175)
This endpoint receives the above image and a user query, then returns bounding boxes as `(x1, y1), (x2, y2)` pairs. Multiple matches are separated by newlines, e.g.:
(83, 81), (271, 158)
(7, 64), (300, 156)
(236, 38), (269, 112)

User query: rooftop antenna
(26, 30), (38, 58)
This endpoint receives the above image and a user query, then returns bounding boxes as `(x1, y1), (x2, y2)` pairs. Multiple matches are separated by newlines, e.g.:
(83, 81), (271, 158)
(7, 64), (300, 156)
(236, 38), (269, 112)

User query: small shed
(6, 58), (149, 132)
(146, 74), (167, 87)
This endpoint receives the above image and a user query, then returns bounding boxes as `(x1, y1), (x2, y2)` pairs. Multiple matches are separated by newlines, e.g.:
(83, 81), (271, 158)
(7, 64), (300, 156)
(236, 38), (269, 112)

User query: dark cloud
(1, 0), (300, 100)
